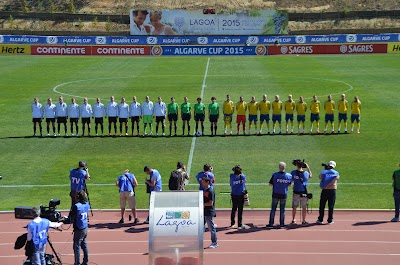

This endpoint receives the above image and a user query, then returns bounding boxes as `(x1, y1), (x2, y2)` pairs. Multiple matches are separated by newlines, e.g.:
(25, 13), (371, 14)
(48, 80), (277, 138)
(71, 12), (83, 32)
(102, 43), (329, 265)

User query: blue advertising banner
(0, 33), (399, 45)
(150, 45), (268, 56)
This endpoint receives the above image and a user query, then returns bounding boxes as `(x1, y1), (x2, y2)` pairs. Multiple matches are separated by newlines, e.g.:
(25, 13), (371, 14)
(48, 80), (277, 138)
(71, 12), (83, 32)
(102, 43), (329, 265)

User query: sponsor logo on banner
(255, 45), (267, 55)
(0, 35), (3, 43)
(93, 46), (151, 56)
(197, 37), (208, 44)
(346, 34), (357, 43)
(95, 36), (106, 45)
(345, 44), (374, 53)
(280, 46), (288, 54)
(152, 46), (163, 56)
(46, 36), (58, 44)
(387, 43), (400, 53)
(295, 36), (306, 44)
(248, 36), (259, 45)
(340, 45), (348, 53)
(32, 46), (89, 55)
(269, 44), (387, 55)
(0, 44), (31, 55)
(146, 37), (158, 44)
(156, 210), (196, 233)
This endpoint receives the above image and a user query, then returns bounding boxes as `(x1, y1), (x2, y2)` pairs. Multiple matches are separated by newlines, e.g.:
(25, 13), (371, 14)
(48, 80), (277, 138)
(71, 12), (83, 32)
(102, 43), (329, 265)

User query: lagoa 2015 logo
(247, 36), (259, 45)
(95, 36), (106, 45)
(46, 36), (58, 44)
(197, 37), (208, 44)
(156, 211), (196, 233)
(295, 36), (306, 44)
(346, 34), (357, 43)
(0, 35), (4, 43)
(147, 37), (158, 44)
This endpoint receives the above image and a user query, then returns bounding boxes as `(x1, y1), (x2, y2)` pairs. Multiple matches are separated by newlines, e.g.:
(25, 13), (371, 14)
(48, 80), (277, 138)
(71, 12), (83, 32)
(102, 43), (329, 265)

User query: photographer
(317, 161), (340, 225)
(116, 169), (139, 224)
(69, 190), (90, 265)
(230, 165), (246, 229)
(26, 207), (61, 265)
(69, 161), (91, 209)
(144, 166), (162, 224)
(291, 160), (312, 225)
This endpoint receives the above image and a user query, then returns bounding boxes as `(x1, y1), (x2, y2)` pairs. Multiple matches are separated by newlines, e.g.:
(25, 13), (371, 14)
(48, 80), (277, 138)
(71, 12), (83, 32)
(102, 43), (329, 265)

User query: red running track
(1, 210), (399, 265)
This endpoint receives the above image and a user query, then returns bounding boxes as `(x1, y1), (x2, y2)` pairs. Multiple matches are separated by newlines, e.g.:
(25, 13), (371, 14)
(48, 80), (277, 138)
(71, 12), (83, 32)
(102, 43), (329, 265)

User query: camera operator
(317, 161), (340, 225)
(230, 165), (246, 229)
(69, 161), (91, 209)
(69, 190), (90, 265)
(26, 207), (61, 265)
(291, 160), (312, 225)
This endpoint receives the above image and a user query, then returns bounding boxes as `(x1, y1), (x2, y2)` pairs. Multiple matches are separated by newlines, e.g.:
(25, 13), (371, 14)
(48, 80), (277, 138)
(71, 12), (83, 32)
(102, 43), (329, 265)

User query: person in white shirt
(130, 96), (142, 136)
(44, 98), (56, 136)
(119, 97), (130, 136)
(130, 10), (153, 35)
(93, 97), (106, 136)
(56, 96), (68, 136)
(142, 96), (154, 136)
(68, 98), (80, 136)
(106, 96), (119, 136)
(80, 98), (93, 136)
(31, 97), (43, 137)
(154, 96), (167, 136)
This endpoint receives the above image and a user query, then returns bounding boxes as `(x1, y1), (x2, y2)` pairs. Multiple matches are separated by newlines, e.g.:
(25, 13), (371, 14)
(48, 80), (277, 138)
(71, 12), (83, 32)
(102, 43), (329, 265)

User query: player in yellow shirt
(309, 95), (321, 134)
(324, 95), (335, 134)
(296, 96), (307, 134)
(258, 94), (271, 134)
(271, 95), (283, 134)
(351, 96), (361, 133)
(337, 94), (348, 133)
(247, 96), (259, 135)
(223, 94), (235, 136)
(284, 94), (296, 134)
(236, 96), (247, 135)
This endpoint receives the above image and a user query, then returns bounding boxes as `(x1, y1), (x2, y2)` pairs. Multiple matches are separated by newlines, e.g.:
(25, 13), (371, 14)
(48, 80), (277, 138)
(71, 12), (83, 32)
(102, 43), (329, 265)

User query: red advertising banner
(31, 45), (151, 56)
(31, 46), (91, 55)
(91, 46), (151, 56)
(268, 44), (388, 55)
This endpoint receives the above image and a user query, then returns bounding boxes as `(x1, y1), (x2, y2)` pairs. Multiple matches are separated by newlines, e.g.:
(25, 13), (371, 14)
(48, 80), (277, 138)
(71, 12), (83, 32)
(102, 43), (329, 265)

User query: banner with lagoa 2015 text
(129, 10), (288, 36)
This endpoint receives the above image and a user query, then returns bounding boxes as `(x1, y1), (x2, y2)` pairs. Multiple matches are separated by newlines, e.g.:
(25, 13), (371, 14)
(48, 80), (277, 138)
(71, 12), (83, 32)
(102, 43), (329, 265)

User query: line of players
(31, 94), (362, 137)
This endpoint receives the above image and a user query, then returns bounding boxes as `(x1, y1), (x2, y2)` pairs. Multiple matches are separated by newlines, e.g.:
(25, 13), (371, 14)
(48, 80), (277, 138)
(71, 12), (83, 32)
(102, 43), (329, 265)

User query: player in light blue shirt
(80, 98), (93, 136)
(106, 96), (119, 136)
(93, 98), (106, 136)
(55, 96), (68, 136)
(130, 96), (142, 136)
(44, 98), (56, 136)
(68, 98), (80, 136)
(118, 97), (130, 136)
(31, 97), (43, 137)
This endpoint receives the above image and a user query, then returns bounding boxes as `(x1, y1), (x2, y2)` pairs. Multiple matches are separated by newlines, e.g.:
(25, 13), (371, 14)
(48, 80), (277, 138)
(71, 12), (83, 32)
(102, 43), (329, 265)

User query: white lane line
(186, 57), (210, 176)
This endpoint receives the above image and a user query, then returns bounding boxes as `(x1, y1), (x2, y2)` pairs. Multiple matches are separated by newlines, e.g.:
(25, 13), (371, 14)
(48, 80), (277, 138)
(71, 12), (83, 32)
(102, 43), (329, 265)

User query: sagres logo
(151, 46), (163, 56)
(247, 36), (259, 45)
(146, 37), (158, 45)
(46, 36), (58, 44)
(156, 210), (196, 233)
(197, 37), (208, 45)
(255, 45), (266, 55)
(346, 34), (357, 43)
(0, 35), (4, 43)
(280, 46), (288, 54)
(340, 45), (348, 53)
(295, 36), (306, 44)
(95, 36), (106, 45)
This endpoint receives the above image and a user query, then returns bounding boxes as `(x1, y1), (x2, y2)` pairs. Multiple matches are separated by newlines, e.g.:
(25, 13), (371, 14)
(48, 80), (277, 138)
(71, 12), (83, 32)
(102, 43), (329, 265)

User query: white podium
(149, 191), (204, 265)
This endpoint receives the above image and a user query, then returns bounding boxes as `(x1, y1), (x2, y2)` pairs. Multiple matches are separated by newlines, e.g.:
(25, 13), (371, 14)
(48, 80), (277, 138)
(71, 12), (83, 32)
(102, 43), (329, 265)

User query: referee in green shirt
(209, 97), (220, 136)
(194, 97), (206, 136)
(167, 97), (179, 136)
(181, 97), (191, 136)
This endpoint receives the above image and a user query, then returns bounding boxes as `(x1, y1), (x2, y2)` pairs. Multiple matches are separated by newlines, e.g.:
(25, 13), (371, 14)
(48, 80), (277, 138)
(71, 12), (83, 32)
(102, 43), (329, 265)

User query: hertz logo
(392, 45), (400, 52)
(0, 45), (31, 55)
(388, 43), (400, 53)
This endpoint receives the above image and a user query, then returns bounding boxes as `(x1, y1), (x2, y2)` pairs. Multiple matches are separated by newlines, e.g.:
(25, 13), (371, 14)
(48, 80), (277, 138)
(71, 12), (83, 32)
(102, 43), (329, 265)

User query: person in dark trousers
(391, 164), (400, 222)
(230, 165), (246, 229)
(69, 161), (91, 209)
(203, 176), (218, 249)
(317, 161), (340, 225)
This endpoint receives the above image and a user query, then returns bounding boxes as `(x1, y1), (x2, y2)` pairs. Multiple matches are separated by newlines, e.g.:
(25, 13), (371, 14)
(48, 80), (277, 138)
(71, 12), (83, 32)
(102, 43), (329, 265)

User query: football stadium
(0, 1), (400, 265)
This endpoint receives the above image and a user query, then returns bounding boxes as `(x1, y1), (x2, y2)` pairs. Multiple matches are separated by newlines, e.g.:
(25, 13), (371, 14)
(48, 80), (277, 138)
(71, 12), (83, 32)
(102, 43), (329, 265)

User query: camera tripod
(47, 235), (62, 265)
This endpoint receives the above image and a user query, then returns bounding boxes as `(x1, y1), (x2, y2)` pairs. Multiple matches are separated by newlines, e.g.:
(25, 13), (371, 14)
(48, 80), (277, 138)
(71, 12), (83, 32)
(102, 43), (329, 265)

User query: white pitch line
(187, 57), (211, 176)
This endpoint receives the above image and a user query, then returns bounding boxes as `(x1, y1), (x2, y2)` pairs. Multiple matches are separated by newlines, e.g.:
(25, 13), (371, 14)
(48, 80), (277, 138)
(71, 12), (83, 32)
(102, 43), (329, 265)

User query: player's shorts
(119, 118), (128, 123)
(195, 113), (205, 122)
(209, 114), (219, 123)
(292, 193), (308, 208)
(94, 117), (104, 124)
(120, 191), (136, 209)
(156, 116), (165, 123)
(325, 114), (334, 123)
(285, 114), (294, 121)
(260, 114), (270, 123)
(168, 113), (178, 122)
(224, 114), (233, 123)
(143, 115), (153, 124)
(46, 118), (55, 123)
(249, 115), (258, 122)
(70, 117), (79, 123)
(272, 114), (281, 123)
(182, 113), (191, 121)
(108, 116), (117, 123)
(236, 115), (246, 124)
(339, 113), (347, 121)
(32, 118), (42, 123)
(82, 117), (90, 124)
(57, 116), (67, 123)
(131, 116), (140, 123)
(297, 115), (306, 122)
(351, 114), (360, 122)
(310, 113), (320, 122)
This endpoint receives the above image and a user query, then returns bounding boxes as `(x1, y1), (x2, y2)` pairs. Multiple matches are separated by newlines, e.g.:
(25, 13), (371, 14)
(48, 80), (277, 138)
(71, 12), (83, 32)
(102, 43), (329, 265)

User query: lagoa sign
(155, 211), (197, 233)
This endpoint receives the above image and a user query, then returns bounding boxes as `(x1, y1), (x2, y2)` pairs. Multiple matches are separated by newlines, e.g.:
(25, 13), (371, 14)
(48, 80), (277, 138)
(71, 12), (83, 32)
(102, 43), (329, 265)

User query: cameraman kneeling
(291, 160), (312, 225)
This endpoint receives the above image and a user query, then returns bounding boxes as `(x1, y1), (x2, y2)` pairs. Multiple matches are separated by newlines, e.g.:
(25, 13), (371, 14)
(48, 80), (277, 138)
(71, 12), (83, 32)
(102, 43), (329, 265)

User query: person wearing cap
(27, 207), (62, 265)
(69, 161), (91, 209)
(230, 165), (246, 229)
(391, 164), (400, 222)
(317, 161), (340, 224)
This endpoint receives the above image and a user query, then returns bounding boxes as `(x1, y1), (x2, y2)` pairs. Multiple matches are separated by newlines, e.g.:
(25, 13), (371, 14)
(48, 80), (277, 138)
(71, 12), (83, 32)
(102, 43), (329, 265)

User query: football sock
(214, 126), (217, 135)
(201, 125), (204, 134)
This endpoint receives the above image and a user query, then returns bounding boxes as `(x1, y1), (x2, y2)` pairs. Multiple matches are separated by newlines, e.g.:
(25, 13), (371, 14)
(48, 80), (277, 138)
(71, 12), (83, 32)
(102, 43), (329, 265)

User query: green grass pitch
(0, 54), (399, 211)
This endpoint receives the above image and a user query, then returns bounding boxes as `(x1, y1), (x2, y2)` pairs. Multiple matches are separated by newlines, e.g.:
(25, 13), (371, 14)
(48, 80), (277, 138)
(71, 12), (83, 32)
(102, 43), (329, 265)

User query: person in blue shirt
(317, 161), (340, 225)
(69, 161), (91, 209)
(196, 164), (215, 191)
(230, 165), (246, 229)
(203, 176), (218, 249)
(116, 169), (139, 224)
(267, 162), (292, 228)
(27, 207), (61, 265)
(69, 190), (90, 265)
(291, 160), (313, 225)
(144, 166), (162, 224)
